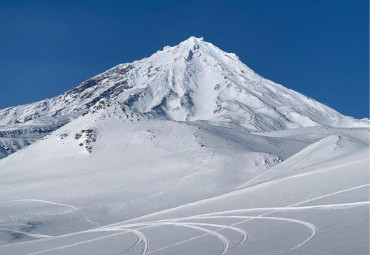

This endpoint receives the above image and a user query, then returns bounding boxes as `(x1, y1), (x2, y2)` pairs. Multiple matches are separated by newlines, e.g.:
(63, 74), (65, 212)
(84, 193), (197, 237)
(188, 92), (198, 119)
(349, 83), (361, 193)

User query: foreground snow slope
(0, 137), (368, 254)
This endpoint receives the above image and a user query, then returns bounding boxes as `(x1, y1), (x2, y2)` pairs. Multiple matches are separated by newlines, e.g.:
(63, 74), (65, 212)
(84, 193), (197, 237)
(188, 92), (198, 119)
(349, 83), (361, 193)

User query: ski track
(1, 199), (100, 227)
(1, 201), (366, 253)
(0, 184), (368, 254)
(25, 228), (148, 255)
(159, 222), (230, 255)
(239, 158), (369, 189)
(192, 201), (370, 216)
(101, 228), (149, 255)
(184, 222), (248, 249)
(143, 222), (247, 254)
(112, 222), (231, 255)
(142, 214), (316, 255)
(154, 184), (367, 254)
(118, 231), (144, 255)
(289, 184), (369, 207)
(139, 221), (248, 255)
(192, 215), (317, 254)
(124, 185), (369, 254)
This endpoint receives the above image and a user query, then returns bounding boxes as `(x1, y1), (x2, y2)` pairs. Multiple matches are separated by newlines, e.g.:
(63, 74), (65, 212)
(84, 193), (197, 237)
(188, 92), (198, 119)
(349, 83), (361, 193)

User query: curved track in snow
(1, 199), (100, 227)
(193, 215), (318, 254)
(0, 197), (368, 255)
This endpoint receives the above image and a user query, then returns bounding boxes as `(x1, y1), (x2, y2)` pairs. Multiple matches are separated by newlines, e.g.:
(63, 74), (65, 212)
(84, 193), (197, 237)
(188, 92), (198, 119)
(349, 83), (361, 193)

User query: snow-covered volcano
(1, 37), (368, 159)
(1, 36), (367, 129)
(0, 37), (369, 254)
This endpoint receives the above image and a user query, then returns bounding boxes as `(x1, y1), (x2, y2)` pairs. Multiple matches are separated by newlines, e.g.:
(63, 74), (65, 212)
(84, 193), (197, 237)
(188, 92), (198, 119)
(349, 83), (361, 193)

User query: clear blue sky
(0, 0), (368, 118)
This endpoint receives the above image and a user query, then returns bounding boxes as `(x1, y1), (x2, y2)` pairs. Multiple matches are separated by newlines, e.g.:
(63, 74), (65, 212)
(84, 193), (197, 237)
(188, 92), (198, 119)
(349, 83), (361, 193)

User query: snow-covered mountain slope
(0, 102), (298, 228)
(0, 37), (369, 254)
(0, 37), (368, 158)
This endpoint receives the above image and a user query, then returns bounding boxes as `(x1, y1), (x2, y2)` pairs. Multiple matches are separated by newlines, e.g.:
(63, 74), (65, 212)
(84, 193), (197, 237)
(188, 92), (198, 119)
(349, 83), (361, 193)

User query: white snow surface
(0, 37), (369, 254)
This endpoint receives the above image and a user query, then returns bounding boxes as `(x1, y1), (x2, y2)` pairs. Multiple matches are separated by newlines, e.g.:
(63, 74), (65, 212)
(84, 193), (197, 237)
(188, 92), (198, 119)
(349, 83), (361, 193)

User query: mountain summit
(0, 37), (368, 157)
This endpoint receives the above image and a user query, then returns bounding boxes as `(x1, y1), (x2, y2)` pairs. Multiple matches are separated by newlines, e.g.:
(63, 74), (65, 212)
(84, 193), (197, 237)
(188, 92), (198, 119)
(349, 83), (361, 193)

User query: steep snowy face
(119, 36), (354, 130)
(0, 36), (367, 131)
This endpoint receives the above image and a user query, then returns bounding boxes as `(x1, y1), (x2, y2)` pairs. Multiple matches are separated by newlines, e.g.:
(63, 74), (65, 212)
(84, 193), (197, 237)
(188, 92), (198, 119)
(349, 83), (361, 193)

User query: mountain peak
(180, 36), (205, 45)
(0, 37), (368, 133)
(160, 36), (217, 59)
(159, 36), (212, 60)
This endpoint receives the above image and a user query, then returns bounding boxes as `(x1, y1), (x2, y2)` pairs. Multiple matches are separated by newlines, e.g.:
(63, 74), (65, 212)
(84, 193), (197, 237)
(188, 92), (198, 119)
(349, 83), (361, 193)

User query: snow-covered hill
(0, 37), (369, 254)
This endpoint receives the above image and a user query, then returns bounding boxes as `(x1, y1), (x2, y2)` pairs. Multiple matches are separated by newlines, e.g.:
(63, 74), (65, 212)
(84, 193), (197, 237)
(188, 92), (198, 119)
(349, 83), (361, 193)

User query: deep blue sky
(0, 0), (368, 118)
